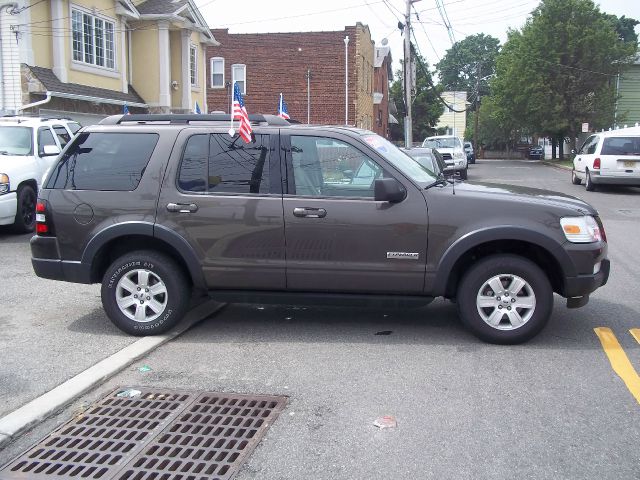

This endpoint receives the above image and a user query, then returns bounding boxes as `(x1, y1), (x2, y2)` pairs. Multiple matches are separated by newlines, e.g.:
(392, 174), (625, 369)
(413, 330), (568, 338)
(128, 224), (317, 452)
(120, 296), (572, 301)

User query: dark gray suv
(30, 114), (609, 344)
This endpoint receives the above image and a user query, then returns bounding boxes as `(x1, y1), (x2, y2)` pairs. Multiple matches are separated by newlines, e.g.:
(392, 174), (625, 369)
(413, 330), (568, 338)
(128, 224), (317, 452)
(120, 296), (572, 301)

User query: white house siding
(0, 2), (22, 113)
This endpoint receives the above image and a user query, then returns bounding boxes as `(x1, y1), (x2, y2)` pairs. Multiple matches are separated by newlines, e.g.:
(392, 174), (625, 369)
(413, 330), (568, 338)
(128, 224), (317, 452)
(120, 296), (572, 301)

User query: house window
(71, 8), (115, 69)
(232, 64), (246, 94)
(190, 44), (198, 87)
(210, 57), (224, 88)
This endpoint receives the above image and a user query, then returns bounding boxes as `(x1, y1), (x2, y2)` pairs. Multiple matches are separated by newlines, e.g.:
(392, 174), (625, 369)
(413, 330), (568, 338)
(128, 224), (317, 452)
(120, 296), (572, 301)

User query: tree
(488, 0), (638, 157)
(389, 54), (444, 143)
(436, 34), (501, 107)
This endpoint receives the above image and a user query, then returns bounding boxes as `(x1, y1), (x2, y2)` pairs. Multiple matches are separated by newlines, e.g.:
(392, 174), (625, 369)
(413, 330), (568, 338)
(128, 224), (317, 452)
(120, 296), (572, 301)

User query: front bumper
(563, 258), (610, 298)
(0, 192), (17, 225)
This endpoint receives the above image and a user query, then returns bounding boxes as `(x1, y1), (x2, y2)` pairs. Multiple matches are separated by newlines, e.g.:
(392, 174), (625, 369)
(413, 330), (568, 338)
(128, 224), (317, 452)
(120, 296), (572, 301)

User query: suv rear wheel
(457, 255), (553, 344)
(101, 250), (190, 335)
(585, 169), (596, 191)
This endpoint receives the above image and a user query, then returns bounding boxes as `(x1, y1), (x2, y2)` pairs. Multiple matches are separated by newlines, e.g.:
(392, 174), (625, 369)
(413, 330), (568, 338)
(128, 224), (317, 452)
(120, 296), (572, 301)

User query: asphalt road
(1, 159), (639, 479)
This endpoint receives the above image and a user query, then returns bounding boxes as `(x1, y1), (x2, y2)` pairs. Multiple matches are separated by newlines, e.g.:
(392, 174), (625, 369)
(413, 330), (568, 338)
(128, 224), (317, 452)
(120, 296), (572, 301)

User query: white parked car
(572, 127), (640, 191)
(0, 116), (81, 232)
(422, 135), (468, 179)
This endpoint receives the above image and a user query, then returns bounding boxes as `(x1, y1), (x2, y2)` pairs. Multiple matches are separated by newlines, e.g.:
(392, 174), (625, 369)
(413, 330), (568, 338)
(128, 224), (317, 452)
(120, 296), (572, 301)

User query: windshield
(362, 134), (437, 184)
(0, 126), (33, 155)
(601, 137), (640, 156)
(422, 137), (461, 149)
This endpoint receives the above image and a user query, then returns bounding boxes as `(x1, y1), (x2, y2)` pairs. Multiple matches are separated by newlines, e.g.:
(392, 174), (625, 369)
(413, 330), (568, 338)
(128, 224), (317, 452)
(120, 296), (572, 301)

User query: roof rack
(99, 113), (291, 127)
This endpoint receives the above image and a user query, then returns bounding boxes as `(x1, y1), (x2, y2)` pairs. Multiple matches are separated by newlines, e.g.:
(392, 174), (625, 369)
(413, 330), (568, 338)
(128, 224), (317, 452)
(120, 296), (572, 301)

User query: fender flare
(432, 226), (574, 296)
(81, 222), (206, 289)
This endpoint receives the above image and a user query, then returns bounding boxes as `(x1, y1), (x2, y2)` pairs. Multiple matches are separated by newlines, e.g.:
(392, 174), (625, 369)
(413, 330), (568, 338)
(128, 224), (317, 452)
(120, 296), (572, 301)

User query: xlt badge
(387, 252), (420, 260)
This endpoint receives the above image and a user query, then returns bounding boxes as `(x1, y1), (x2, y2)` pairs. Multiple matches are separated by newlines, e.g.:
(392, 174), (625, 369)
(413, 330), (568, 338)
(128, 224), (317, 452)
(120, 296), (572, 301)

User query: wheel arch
(82, 223), (206, 290)
(434, 227), (572, 298)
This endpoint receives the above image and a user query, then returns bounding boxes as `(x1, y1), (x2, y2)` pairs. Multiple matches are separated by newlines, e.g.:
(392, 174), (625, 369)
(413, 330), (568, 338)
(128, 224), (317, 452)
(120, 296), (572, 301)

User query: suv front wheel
(101, 250), (190, 335)
(456, 255), (553, 344)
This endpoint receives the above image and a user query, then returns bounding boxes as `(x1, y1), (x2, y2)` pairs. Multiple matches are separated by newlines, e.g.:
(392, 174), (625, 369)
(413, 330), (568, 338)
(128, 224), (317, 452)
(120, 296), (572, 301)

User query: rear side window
(53, 125), (71, 147)
(47, 132), (159, 191)
(601, 137), (640, 156)
(578, 135), (598, 155)
(178, 133), (270, 194)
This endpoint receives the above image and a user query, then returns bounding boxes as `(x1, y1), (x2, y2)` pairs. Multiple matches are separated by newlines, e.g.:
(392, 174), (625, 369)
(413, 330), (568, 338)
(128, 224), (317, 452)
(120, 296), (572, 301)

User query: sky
(197, 0), (640, 75)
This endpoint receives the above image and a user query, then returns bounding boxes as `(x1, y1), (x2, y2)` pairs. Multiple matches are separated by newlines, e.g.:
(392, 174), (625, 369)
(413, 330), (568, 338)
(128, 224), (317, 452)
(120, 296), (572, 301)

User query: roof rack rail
(99, 113), (291, 127)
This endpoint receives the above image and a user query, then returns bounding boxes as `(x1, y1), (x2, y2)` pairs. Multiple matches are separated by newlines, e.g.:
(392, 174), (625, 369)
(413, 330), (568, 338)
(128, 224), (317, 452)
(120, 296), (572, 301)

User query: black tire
(12, 185), (36, 233)
(585, 169), (596, 191)
(459, 168), (468, 180)
(571, 168), (581, 185)
(456, 254), (553, 344)
(101, 250), (191, 335)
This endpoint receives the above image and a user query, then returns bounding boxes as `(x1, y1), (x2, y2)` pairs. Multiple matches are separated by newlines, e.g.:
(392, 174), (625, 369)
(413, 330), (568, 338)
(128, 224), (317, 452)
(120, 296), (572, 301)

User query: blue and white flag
(194, 101), (202, 114)
(277, 93), (290, 120)
(123, 103), (130, 115)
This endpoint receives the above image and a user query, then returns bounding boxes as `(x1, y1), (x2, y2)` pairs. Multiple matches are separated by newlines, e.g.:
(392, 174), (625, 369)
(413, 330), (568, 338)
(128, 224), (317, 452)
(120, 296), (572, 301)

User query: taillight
(36, 201), (51, 235)
(593, 158), (601, 169)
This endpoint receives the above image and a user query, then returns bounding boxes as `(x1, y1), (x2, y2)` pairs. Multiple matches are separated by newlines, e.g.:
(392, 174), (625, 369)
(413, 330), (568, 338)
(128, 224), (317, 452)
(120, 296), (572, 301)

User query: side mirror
(374, 178), (406, 203)
(571, 149), (576, 155)
(342, 169), (354, 179)
(41, 144), (61, 157)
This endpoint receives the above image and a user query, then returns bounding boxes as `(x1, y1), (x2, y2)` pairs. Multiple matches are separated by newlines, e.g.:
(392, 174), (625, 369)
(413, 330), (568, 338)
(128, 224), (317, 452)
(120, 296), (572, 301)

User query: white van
(572, 126), (640, 191)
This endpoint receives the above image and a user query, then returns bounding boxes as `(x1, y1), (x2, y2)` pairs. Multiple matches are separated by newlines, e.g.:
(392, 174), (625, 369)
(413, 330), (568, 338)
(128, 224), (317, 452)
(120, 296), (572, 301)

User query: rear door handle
(293, 207), (327, 218)
(167, 202), (198, 213)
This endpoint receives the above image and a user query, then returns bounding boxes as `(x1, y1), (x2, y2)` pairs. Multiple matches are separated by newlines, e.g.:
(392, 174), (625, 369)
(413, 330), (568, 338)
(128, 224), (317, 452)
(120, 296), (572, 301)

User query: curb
(542, 161), (572, 171)
(0, 299), (225, 449)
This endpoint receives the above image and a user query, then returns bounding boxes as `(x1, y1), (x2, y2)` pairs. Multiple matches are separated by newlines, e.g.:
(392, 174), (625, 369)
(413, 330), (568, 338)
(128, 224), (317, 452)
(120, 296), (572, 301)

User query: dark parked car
(528, 146), (544, 160)
(31, 114), (609, 344)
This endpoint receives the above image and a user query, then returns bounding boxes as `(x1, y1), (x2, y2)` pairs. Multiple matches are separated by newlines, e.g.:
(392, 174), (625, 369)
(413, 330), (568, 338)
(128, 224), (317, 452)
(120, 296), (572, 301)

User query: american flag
(232, 82), (252, 143)
(278, 93), (290, 120)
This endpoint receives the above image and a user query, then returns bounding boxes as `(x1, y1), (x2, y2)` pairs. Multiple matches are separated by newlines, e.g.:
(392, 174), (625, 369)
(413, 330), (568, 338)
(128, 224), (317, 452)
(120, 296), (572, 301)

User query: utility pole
(473, 62), (480, 157)
(403, 0), (421, 148)
(306, 68), (312, 124)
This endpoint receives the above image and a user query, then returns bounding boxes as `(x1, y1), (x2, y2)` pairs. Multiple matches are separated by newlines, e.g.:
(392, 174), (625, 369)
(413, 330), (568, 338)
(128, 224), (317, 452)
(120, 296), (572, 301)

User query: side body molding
(431, 226), (574, 296)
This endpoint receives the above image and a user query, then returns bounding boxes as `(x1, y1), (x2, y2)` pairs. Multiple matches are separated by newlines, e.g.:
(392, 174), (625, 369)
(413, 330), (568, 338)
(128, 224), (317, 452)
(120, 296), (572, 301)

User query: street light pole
(344, 35), (349, 125)
(306, 68), (312, 124)
(404, 0), (412, 148)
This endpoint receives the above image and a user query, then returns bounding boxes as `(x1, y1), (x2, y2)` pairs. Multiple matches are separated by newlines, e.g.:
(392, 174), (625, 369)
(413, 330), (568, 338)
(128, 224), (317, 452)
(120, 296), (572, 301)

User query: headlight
(454, 151), (465, 159)
(0, 173), (9, 195)
(560, 216), (603, 243)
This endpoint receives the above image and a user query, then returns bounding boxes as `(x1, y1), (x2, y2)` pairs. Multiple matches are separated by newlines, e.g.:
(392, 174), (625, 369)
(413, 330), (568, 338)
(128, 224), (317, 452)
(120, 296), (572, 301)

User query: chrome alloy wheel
(115, 269), (168, 323)
(476, 274), (536, 330)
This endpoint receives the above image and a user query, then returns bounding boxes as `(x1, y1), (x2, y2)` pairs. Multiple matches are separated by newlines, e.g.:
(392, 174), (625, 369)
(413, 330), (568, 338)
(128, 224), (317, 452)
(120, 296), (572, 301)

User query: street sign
(582, 122), (589, 133)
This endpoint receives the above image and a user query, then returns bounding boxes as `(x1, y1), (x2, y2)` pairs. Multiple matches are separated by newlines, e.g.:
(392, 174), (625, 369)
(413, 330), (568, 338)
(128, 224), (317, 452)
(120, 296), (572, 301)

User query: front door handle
(293, 207), (327, 218)
(167, 202), (198, 213)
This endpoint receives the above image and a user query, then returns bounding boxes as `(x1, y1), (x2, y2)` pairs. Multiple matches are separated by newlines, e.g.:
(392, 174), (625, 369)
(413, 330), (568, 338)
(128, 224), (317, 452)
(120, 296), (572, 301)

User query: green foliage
(389, 55), (445, 142)
(604, 14), (639, 44)
(486, 0), (638, 152)
(436, 34), (501, 109)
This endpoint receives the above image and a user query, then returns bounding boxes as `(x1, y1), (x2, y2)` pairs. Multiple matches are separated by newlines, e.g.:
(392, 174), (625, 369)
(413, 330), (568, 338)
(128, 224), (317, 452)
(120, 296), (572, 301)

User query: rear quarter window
(46, 132), (159, 191)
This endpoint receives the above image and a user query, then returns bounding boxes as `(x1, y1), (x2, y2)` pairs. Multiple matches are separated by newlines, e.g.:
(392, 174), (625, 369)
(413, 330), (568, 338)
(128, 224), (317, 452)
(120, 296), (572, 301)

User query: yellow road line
(631, 329), (640, 345)
(594, 327), (640, 405)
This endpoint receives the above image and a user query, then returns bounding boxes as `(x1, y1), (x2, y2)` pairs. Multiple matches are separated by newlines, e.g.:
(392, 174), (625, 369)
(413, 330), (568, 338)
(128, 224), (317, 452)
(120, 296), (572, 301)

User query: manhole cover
(0, 388), (287, 480)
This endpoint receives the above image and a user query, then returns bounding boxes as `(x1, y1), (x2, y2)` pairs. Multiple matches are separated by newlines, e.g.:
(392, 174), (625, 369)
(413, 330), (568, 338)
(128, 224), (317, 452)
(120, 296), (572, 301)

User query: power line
(411, 4), (440, 62)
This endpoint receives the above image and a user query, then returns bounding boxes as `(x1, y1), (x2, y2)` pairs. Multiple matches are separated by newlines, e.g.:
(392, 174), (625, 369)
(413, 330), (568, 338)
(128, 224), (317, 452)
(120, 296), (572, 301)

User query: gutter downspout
(18, 91), (51, 113)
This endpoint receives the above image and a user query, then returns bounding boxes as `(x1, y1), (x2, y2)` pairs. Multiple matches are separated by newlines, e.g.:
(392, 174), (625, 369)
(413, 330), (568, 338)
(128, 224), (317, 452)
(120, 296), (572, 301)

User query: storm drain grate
(0, 388), (287, 480)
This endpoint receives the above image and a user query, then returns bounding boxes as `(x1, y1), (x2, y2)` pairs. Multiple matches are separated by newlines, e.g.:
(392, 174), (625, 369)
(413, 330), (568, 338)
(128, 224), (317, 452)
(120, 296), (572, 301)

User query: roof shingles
(27, 65), (146, 105)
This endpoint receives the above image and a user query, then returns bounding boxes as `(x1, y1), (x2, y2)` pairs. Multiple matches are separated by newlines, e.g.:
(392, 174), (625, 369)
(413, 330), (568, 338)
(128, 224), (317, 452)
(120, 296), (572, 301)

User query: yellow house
(0, 0), (217, 123)
(436, 91), (469, 138)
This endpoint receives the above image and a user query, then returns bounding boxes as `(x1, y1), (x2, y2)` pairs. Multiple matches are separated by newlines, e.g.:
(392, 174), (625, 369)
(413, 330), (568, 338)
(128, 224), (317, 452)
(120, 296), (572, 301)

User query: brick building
(206, 24), (382, 130)
(373, 45), (393, 137)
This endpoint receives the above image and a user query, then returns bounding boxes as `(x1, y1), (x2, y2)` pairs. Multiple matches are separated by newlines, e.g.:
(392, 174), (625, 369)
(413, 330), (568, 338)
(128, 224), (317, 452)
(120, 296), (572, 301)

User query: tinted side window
(53, 125), (71, 147)
(38, 127), (57, 154)
(290, 136), (384, 198)
(47, 132), (159, 191)
(177, 133), (270, 194)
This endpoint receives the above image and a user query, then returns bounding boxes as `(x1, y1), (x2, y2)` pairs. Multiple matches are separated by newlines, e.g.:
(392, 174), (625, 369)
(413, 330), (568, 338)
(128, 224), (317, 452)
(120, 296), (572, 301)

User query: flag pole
(228, 82), (235, 136)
